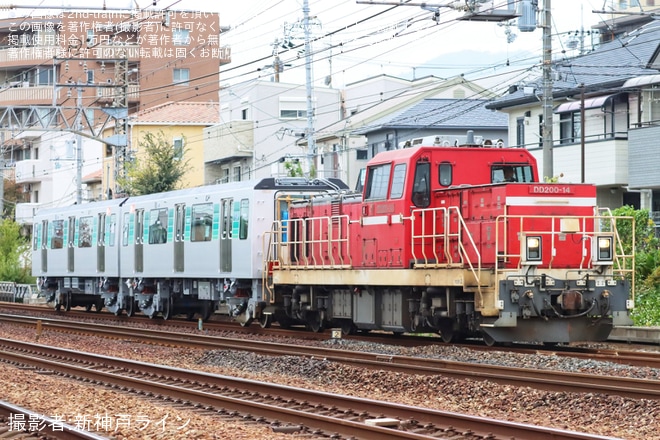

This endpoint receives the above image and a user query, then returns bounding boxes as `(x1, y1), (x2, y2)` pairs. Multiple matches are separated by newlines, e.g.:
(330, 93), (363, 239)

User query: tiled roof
(82, 169), (102, 183)
(132, 101), (220, 125)
(356, 98), (507, 134)
(489, 19), (660, 109)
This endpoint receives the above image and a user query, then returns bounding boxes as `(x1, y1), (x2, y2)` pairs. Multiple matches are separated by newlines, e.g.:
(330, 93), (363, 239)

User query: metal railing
(0, 282), (40, 303)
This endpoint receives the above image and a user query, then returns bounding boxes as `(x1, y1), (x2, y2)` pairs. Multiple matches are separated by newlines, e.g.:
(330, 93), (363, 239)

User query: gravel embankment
(0, 320), (658, 439)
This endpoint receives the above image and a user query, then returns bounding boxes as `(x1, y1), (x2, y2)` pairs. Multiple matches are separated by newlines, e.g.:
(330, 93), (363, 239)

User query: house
(102, 101), (220, 195)
(205, 79), (341, 184)
(314, 75), (500, 189)
(0, 8), (229, 226)
(486, 17), (660, 218)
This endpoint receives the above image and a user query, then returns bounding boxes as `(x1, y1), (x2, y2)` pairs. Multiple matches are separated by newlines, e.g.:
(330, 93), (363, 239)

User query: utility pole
(75, 83), (83, 204)
(541, 0), (553, 181)
(303, 0), (316, 177)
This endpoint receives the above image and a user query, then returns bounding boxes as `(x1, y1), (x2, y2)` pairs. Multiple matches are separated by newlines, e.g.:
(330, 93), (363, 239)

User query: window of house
(37, 68), (54, 85)
(173, 137), (184, 160)
(538, 114), (543, 147)
(364, 163), (391, 200)
(279, 98), (307, 119)
(241, 108), (249, 120)
(559, 111), (581, 144)
(86, 29), (96, 46)
(233, 165), (241, 182)
(86, 69), (94, 84)
(356, 148), (368, 160)
(173, 68), (189, 85)
(516, 117), (525, 147)
(172, 28), (190, 45)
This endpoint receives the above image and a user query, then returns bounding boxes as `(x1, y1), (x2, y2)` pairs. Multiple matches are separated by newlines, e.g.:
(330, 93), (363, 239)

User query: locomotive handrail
(494, 213), (635, 299)
(410, 206), (484, 304)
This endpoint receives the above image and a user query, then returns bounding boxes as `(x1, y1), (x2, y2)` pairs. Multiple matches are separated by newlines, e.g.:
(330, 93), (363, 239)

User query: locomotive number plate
(529, 185), (572, 194)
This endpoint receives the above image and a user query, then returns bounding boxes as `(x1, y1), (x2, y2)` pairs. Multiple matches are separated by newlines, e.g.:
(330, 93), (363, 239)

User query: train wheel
(201, 301), (213, 321)
(126, 299), (136, 317)
(162, 297), (173, 320)
(239, 317), (253, 327)
(85, 304), (93, 312)
(113, 307), (122, 317)
(482, 332), (496, 347)
(63, 292), (71, 312)
(340, 320), (356, 336)
(306, 311), (323, 333)
(94, 300), (104, 313)
(259, 313), (272, 329)
(438, 318), (455, 343)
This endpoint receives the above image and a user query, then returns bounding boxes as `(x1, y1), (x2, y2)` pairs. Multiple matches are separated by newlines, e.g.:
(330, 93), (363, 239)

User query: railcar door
(220, 198), (232, 272)
(41, 220), (48, 272)
(135, 209), (144, 273)
(67, 216), (75, 272)
(174, 203), (185, 272)
(97, 213), (106, 272)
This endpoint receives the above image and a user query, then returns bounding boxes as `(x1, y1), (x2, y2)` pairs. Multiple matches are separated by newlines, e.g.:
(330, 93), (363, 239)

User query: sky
(6, 1), (625, 94)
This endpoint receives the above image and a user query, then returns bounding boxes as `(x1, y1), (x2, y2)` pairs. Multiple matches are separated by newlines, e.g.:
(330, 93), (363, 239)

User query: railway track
(0, 338), (614, 440)
(2, 314), (659, 401)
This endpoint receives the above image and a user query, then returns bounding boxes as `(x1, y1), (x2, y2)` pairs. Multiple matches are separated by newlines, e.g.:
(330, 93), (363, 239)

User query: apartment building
(0, 8), (229, 225)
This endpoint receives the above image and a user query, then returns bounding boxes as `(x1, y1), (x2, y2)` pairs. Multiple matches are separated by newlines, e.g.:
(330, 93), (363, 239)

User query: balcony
(15, 202), (40, 225)
(0, 85), (59, 106)
(94, 84), (140, 103)
(0, 45), (60, 67)
(15, 159), (52, 184)
(204, 121), (254, 164)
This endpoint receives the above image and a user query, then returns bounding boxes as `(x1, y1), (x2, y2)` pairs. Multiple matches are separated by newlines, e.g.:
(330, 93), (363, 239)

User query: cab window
(390, 164), (406, 199)
(412, 162), (430, 208)
(438, 162), (452, 187)
(364, 163), (391, 200)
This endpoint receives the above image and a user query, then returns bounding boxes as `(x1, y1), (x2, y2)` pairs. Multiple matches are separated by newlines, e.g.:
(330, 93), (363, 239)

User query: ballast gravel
(0, 317), (658, 439)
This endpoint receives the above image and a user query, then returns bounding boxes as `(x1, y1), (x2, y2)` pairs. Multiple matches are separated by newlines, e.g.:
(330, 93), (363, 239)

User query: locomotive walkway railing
(494, 213), (635, 299)
(0, 282), (40, 303)
(410, 206), (484, 305)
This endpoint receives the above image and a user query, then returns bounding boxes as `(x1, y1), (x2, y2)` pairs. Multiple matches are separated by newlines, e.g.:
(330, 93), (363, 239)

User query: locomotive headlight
(593, 235), (613, 264)
(523, 235), (542, 264)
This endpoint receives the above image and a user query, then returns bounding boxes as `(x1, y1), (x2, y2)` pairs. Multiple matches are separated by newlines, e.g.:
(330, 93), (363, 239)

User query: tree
(118, 130), (190, 196)
(0, 218), (32, 283)
(2, 176), (27, 219)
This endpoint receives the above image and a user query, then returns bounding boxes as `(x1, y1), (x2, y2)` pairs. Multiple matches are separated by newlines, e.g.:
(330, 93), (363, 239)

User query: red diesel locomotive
(261, 143), (635, 345)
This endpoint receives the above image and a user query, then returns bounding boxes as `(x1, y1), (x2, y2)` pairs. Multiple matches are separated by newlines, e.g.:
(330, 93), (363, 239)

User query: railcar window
(107, 214), (116, 247)
(390, 164), (406, 199)
(191, 203), (213, 242)
(122, 212), (129, 246)
(438, 162), (452, 187)
(365, 163), (391, 200)
(412, 162), (431, 208)
(51, 220), (64, 249)
(239, 199), (249, 240)
(78, 216), (93, 248)
(33, 224), (39, 251)
(148, 208), (169, 245)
